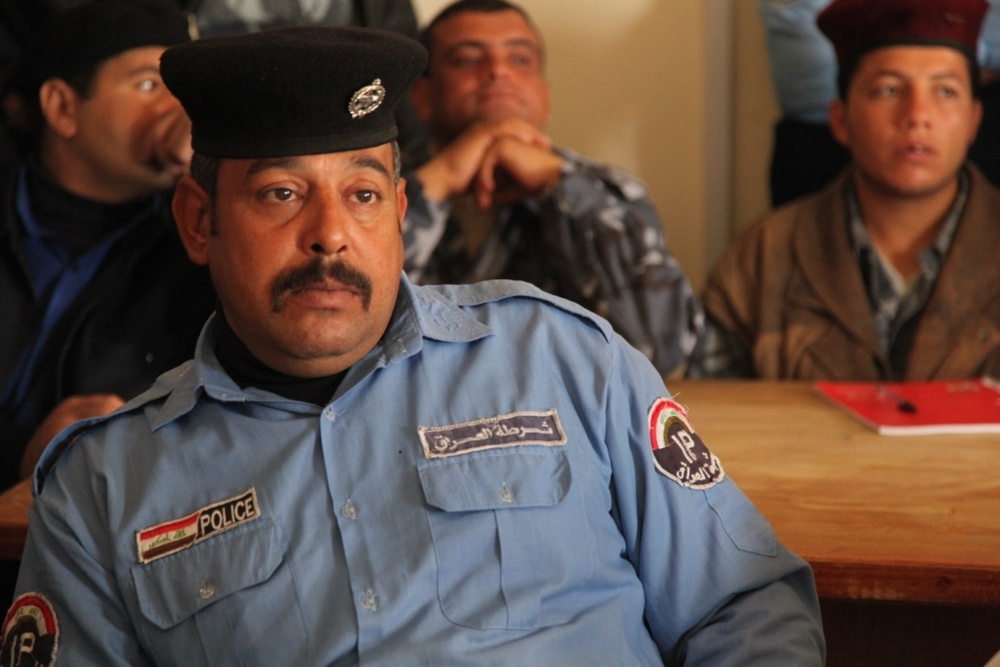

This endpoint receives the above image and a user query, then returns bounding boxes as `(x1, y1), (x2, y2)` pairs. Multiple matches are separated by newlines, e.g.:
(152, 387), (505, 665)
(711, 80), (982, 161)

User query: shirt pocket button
(199, 581), (216, 600)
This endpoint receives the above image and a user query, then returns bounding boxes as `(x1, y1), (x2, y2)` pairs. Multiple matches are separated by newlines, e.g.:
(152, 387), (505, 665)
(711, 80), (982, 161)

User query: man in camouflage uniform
(402, 0), (701, 376)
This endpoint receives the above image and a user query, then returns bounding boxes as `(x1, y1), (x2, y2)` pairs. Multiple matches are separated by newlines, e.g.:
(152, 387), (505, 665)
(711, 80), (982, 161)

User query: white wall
(410, 0), (779, 290)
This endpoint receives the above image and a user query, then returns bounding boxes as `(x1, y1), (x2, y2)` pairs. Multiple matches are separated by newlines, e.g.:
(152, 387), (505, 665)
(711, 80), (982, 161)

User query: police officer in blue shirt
(3, 26), (825, 666)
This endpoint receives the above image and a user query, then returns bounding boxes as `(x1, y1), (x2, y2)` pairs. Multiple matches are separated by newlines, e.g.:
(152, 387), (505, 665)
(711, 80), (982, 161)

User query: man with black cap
(690, 0), (1000, 380)
(0, 0), (215, 495)
(4, 25), (824, 665)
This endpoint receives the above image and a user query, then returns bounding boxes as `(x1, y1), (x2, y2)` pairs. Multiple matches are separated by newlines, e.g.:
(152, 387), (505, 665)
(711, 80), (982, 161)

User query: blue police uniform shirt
(7, 277), (824, 665)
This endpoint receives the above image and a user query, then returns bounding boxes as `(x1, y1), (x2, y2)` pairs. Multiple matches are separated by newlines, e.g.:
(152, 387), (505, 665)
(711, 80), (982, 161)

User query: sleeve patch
(2, 593), (59, 666)
(648, 398), (725, 489)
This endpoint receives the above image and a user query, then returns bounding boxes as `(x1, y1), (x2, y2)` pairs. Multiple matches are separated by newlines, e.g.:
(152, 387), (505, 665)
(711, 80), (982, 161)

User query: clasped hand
(416, 118), (564, 210)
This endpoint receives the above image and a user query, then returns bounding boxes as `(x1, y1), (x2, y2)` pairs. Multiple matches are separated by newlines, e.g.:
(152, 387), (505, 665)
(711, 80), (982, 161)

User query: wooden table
(668, 380), (1000, 606)
(669, 380), (1000, 666)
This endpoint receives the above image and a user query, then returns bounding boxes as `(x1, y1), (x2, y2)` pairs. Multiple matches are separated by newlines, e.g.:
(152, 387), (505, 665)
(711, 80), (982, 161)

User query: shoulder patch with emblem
(648, 398), (725, 489)
(2, 593), (58, 666)
(136, 488), (260, 564)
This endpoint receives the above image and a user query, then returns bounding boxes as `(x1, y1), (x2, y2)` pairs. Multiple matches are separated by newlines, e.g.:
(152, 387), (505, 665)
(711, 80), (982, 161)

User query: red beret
(818, 0), (988, 62)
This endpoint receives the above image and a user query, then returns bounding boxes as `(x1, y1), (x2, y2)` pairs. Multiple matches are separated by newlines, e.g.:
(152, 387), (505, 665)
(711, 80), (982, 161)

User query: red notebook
(815, 377), (1000, 435)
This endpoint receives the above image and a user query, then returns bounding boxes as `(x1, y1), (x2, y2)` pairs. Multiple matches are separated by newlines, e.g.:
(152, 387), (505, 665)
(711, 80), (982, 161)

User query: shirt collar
(150, 274), (495, 428)
(847, 168), (968, 268)
(844, 168), (970, 364)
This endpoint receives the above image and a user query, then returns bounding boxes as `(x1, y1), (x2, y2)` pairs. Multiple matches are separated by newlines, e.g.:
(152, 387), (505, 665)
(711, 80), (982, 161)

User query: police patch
(1, 593), (58, 666)
(648, 398), (725, 489)
(136, 488), (260, 564)
(419, 409), (566, 458)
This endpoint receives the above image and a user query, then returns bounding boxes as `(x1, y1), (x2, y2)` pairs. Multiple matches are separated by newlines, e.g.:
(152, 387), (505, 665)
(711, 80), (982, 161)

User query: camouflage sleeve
(685, 314), (756, 378)
(538, 151), (704, 376)
(401, 176), (450, 284)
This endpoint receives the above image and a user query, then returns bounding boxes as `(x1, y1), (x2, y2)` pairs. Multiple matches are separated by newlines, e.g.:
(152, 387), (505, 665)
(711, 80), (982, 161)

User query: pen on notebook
(877, 384), (917, 413)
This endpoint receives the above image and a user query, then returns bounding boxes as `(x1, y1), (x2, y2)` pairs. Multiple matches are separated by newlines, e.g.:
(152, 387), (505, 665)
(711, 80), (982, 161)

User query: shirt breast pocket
(417, 446), (593, 631)
(130, 518), (309, 665)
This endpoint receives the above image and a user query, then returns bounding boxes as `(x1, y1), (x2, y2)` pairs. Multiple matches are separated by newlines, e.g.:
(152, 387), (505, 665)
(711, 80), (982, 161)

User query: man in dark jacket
(0, 0), (215, 494)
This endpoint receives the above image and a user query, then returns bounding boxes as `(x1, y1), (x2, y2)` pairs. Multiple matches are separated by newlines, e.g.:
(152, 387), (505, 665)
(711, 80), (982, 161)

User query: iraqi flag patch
(1, 593), (58, 666)
(648, 398), (725, 489)
(136, 488), (260, 564)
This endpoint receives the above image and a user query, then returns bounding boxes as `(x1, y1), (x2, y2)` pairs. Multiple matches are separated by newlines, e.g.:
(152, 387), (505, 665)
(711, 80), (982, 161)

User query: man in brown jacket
(689, 0), (1000, 380)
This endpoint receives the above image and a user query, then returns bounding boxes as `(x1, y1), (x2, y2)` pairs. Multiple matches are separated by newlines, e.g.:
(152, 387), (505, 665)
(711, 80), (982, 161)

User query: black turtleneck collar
(212, 312), (346, 406)
(24, 155), (152, 257)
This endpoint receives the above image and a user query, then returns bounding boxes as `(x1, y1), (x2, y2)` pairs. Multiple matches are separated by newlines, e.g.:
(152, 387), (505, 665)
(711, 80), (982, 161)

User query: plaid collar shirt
(847, 169), (968, 365)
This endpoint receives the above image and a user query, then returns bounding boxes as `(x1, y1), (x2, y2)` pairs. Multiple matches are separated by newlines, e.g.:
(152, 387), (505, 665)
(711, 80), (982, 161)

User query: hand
(18, 394), (125, 480)
(151, 106), (194, 178)
(473, 136), (564, 210)
(415, 118), (553, 202)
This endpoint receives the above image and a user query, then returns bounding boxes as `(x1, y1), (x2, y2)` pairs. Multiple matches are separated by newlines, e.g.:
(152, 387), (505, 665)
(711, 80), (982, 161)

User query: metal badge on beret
(349, 79), (386, 119)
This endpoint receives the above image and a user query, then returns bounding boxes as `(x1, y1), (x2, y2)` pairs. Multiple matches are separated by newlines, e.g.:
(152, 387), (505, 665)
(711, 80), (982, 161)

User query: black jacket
(0, 164), (216, 491)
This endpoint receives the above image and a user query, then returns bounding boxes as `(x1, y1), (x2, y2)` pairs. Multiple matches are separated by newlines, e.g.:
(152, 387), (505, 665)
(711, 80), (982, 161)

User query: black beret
(160, 26), (428, 158)
(20, 0), (191, 92)
(818, 0), (988, 63)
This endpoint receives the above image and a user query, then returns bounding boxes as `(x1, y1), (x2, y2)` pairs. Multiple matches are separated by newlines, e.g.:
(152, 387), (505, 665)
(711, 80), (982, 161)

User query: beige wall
(411, 0), (779, 290)
(733, 1), (780, 236)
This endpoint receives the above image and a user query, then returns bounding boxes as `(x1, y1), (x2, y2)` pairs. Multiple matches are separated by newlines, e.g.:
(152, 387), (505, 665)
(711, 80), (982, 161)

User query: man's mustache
(271, 258), (373, 312)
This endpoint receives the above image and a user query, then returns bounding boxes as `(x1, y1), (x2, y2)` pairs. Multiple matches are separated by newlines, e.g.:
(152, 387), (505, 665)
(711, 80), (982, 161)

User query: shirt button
(340, 501), (358, 520)
(499, 484), (514, 504)
(199, 581), (216, 600)
(360, 589), (379, 612)
(323, 406), (337, 422)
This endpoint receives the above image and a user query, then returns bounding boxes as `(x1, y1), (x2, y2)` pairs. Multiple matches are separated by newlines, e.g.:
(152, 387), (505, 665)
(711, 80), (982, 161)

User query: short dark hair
(835, 46), (982, 101)
(189, 153), (221, 202)
(16, 62), (104, 146)
(420, 0), (539, 61)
